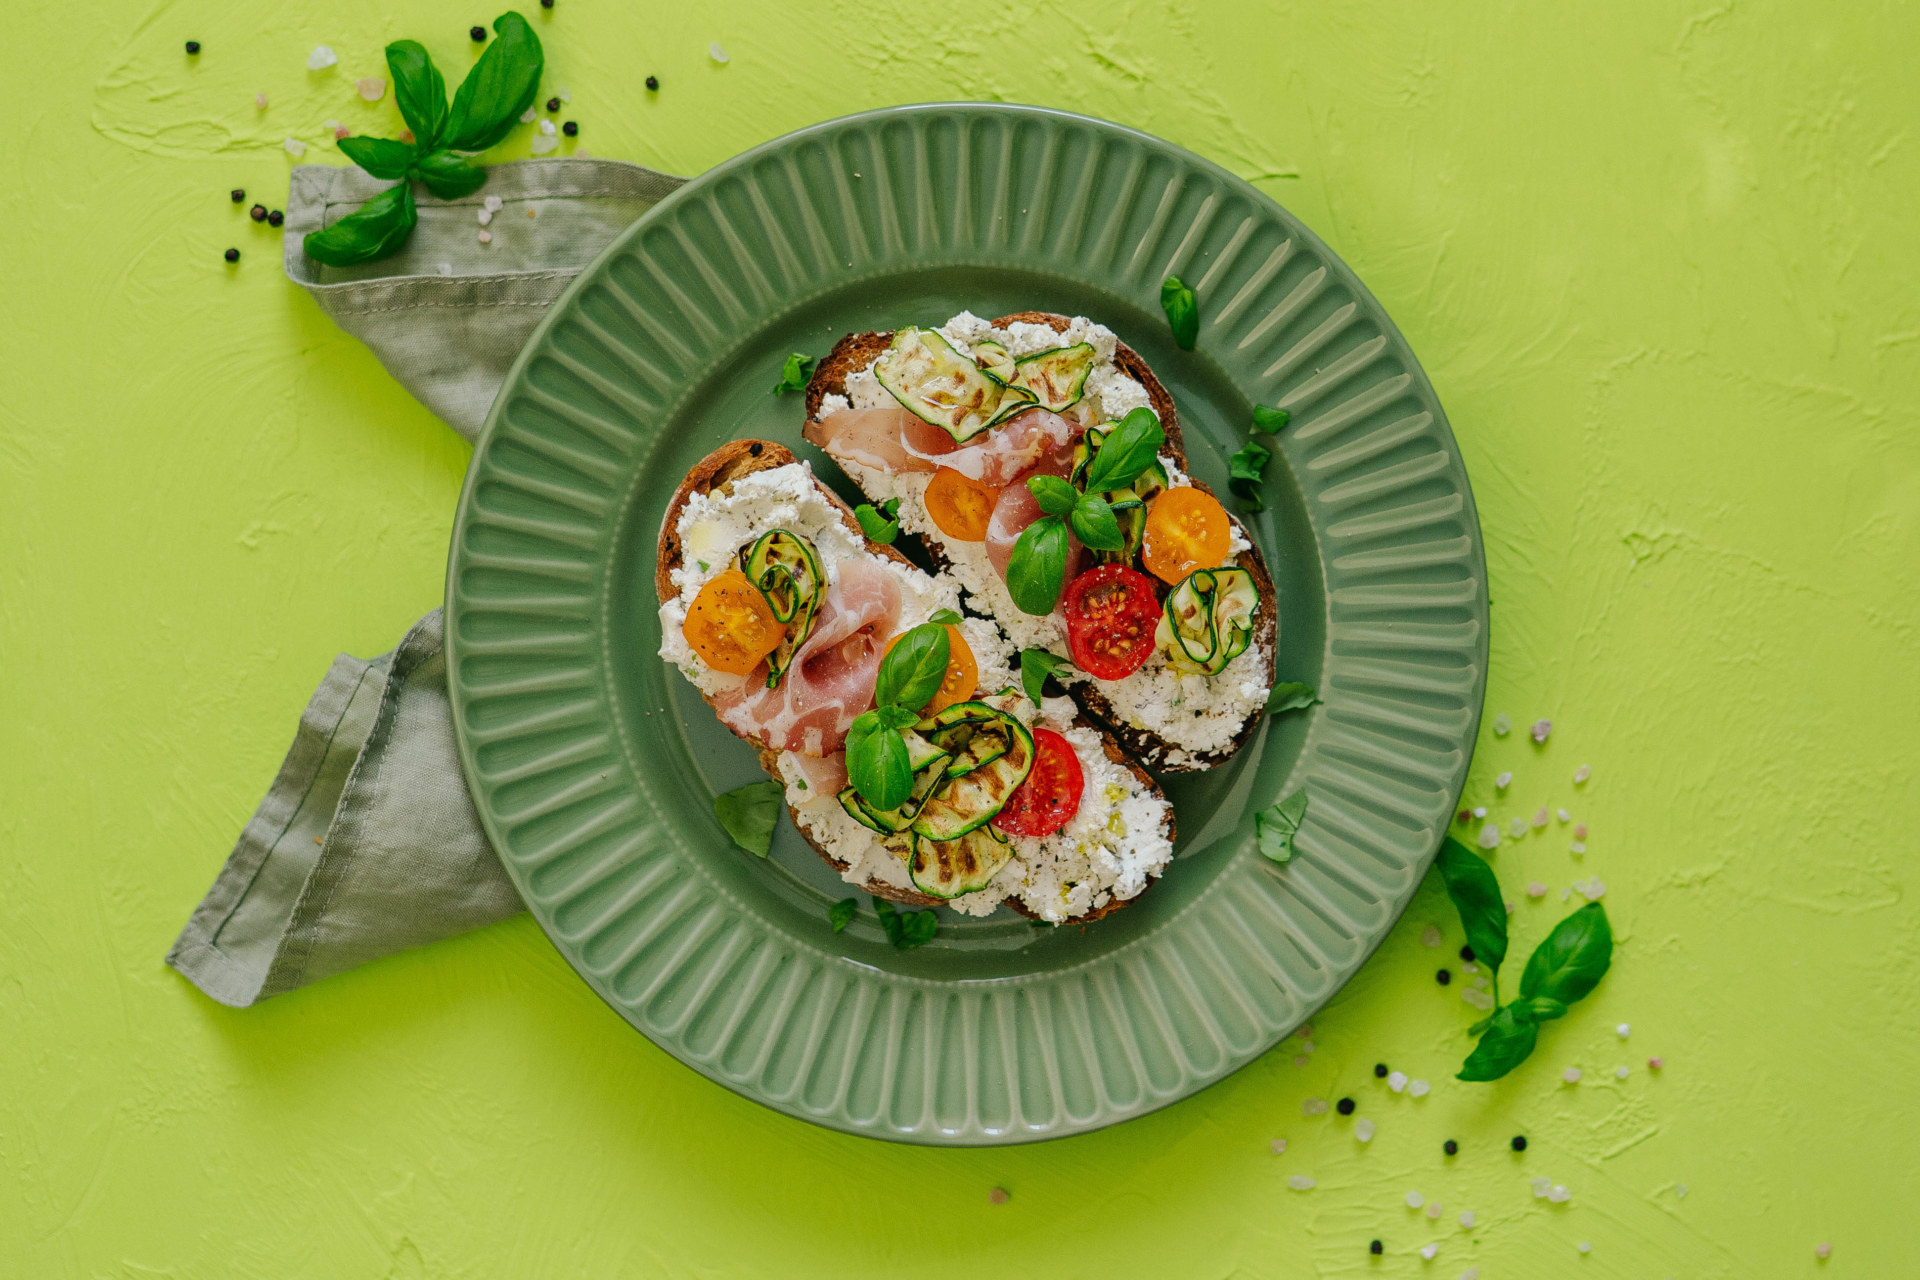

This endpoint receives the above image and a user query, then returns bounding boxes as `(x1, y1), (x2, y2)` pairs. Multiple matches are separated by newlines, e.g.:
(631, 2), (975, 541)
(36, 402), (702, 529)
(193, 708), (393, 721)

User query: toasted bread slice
(658, 439), (1173, 921)
(803, 312), (1279, 772)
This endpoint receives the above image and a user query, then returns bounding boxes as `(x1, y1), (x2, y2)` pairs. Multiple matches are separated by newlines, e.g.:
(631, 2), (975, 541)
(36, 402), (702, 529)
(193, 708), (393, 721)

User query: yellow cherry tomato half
(884, 624), (978, 715)
(1142, 486), (1231, 584)
(924, 466), (999, 542)
(682, 568), (783, 676)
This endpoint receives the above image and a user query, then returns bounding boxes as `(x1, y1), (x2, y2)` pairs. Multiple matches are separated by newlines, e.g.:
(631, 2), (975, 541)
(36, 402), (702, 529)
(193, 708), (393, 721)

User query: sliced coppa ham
(785, 750), (848, 796)
(806, 405), (1083, 487)
(710, 556), (901, 755)
(985, 440), (1085, 583)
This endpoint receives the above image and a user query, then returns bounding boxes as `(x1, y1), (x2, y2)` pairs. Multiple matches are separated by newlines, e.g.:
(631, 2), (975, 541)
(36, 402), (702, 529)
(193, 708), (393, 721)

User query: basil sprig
(1005, 408), (1166, 614)
(844, 622), (950, 809)
(773, 352), (815, 394)
(854, 498), (900, 544)
(713, 780), (783, 856)
(303, 12), (543, 268)
(1161, 275), (1199, 349)
(1438, 836), (1615, 1081)
(872, 896), (938, 949)
(1227, 438), (1270, 512)
(1019, 648), (1071, 705)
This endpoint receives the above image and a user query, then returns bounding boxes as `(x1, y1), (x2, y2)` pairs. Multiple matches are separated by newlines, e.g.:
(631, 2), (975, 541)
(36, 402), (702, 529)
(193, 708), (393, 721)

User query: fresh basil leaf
(1265, 681), (1318, 714)
(1252, 405), (1291, 434)
(1161, 275), (1198, 349)
(1456, 1004), (1538, 1082)
(1255, 786), (1308, 863)
(875, 704), (920, 731)
(871, 896), (901, 945)
(413, 149), (488, 200)
(1082, 407), (1166, 495)
(1227, 438), (1270, 513)
(1027, 473), (1078, 517)
(896, 908), (938, 948)
(712, 780), (782, 857)
(1511, 996), (1568, 1024)
(928, 608), (961, 626)
(337, 135), (415, 180)
(854, 503), (898, 544)
(1070, 493), (1124, 551)
(1005, 515), (1069, 615)
(1436, 836), (1509, 977)
(385, 39), (448, 150)
(846, 718), (912, 811)
(828, 897), (857, 933)
(875, 622), (950, 711)
(773, 351), (815, 394)
(301, 182), (418, 267)
(1019, 648), (1071, 706)
(442, 11), (545, 153)
(1518, 902), (1613, 1006)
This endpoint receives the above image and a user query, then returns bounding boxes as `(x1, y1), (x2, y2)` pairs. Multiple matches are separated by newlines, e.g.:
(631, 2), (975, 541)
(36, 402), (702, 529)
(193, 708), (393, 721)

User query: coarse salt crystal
(1421, 925), (1443, 947)
(1493, 713), (1511, 736)
(1472, 806), (1487, 819)
(255, 92), (268, 109)
(1509, 817), (1528, 838)
(1495, 771), (1512, 789)
(307, 45), (337, 71)
(1472, 974), (1490, 991)
(1421, 1243), (1438, 1259)
(1406, 1191), (1424, 1208)
(1815, 1242), (1832, 1258)
(1301, 1040), (1315, 1054)
(1560, 887), (1571, 901)
(1294, 1055), (1310, 1068)
(357, 77), (386, 101)
(1464, 961), (1478, 974)
(531, 134), (559, 154)
(1527, 881), (1548, 898)
(1288, 1174), (1316, 1190)
(1531, 718), (1552, 743)
(1533, 806), (1549, 828)
(484, 195), (503, 211)
(1557, 808), (1571, 822)
(1270, 1138), (1288, 1154)
(1676, 1183), (1688, 1197)
(557, 87), (572, 102)
(521, 106), (537, 123)
(1583, 879), (1607, 899)
(1388, 1070), (1408, 1092)
(477, 229), (492, 244)
(283, 137), (306, 156)
(709, 41), (730, 62)
(1617, 1023), (1631, 1038)
(1578, 1241), (1591, 1253)
(1570, 841), (1587, 855)
(436, 263), (453, 276)
(1409, 1079), (1430, 1097)
(1574, 764), (1591, 783)
(1356, 1118), (1376, 1142)
(1426, 1201), (1442, 1219)
(1461, 988), (1494, 1010)
(1532, 1178), (1551, 1198)
(1303, 1097), (1328, 1115)
(1574, 822), (1588, 840)
(477, 209), (493, 225)
(988, 1186), (1009, 1203)
(1548, 1185), (1570, 1202)
(539, 118), (557, 136)
(1649, 1056), (1664, 1069)
(1460, 1270), (1479, 1280)
(1478, 823), (1501, 850)
(1563, 1067), (1581, 1083)
(1505, 900), (1515, 914)
(1615, 1066), (1629, 1079)
(1459, 1210), (1475, 1228)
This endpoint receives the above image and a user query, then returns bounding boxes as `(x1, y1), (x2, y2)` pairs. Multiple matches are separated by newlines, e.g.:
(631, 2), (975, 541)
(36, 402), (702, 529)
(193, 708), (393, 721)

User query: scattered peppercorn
(1369, 1239), (1383, 1256)
(1460, 945), (1476, 963)
(546, 96), (561, 112)
(1373, 1062), (1388, 1078)
(1457, 809), (1470, 823)
(1336, 1097), (1355, 1116)
(267, 210), (284, 227)
(470, 25), (487, 41)
(1511, 1135), (1528, 1152)
(1444, 1139), (1459, 1156)
(249, 204), (267, 222)
(185, 40), (201, 55)
(646, 75), (659, 91)
(562, 120), (578, 137)
(223, 248), (239, 263)
(540, 0), (554, 7)
(1436, 968), (1452, 985)
(230, 188), (245, 203)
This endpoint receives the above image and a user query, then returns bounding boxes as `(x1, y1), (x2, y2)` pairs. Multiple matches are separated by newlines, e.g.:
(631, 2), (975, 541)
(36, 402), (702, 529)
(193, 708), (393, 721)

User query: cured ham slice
(806, 406), (1083, 488)
(947, 408), (1083, 487)
(711, 557), (901, 755)
(986, 442), (1084, 582)
(785, 751), (848, 796)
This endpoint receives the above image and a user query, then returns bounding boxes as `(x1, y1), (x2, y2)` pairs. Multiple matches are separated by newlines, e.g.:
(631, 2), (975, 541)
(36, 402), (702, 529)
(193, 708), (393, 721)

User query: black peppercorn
(267, 210), (284, 227)
(1373, 1062), (1388, 1078)
(645, 75), (659, 91)
(1511, 1135), (1528, 1152)
(249, 204), (267, 222)
(1460, 945), (1476, 963)
(1444, 1139), (1459, 1156)
(470, 25), (487, 41)
(230, 188), (245, 203)
(1436, 968), (1452, 985)
(1369, 1239), (1383, 1256)
(540, 0), (554, 7)
(546, 96), (561, 112)
(1336, 1097), (1355, 1116)
(223, 248), (239, 263)
(185, 40), (201, 55)
(562, 120), (578, 137)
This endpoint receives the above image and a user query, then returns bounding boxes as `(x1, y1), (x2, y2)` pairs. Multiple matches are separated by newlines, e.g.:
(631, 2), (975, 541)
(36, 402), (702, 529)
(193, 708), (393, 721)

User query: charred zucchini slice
(916, 700), (1017, 777)
(911, 712), (1034, 840)
(973, 339), (1018, 385)
(837, 744), (952, 834)
(739, 529), (823, 688)
(908, 825), (1013, 899)
(1010, 343), (1095, 413)
(874, 327), (1005, 442)
(1156, 567), (1259, 675)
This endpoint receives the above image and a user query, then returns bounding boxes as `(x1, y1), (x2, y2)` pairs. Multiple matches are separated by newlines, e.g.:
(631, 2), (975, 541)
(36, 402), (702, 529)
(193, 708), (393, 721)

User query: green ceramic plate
(445, 104), (1487, 1145)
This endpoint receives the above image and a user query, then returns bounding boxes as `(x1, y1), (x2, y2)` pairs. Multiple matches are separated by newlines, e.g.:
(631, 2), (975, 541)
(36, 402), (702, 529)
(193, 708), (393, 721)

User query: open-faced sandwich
(656, 440), (1175, 924)
(801, 310), (1278, 771)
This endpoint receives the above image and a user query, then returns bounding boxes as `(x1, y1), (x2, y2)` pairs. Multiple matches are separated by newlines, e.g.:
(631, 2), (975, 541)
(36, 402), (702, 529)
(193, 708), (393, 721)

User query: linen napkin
(166, 158), (685, 1007)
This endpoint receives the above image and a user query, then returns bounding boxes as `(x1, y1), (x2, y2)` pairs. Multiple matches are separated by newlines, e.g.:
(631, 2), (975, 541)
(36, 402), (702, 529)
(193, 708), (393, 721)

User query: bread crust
(800, 312), (1280, 773)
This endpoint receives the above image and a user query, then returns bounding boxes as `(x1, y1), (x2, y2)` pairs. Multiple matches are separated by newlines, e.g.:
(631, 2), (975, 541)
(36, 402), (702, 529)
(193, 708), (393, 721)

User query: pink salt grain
(1575, 822), (1588, 840)
(1815, 1242), (1832, 1259)
(357, 77), (387, 101)
(1648, 1056), (1664, 1070)
(989, 1187), (1010, 1205)
(1527, 881), (1548, 898)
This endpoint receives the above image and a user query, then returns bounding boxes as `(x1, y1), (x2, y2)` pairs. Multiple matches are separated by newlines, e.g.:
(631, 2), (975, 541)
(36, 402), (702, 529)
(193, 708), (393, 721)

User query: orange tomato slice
(884, 624), (978, 715)
(924, 467), (998, 542)
(1142, 486), (1231, 584)
(682, 568), (783, 676)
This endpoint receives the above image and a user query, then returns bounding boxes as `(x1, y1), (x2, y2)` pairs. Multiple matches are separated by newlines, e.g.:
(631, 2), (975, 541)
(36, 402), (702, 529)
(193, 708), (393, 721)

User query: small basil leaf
(773, 352), (815, 394)
(301, 182), (418, 267)
(1265, 681), (1318, 714)
(1019, 648), (1071, 706)
(828, 897), (857, 933)
(870, 896), (902, 945)
(385, 40), (448, 150)
(1070, 493), (1124, 551)
(846, 720), (912, 811)
(875, 704), (920, 731)
(896, 907), (938, 949)
(1027, 473), (1078, 517)
(1254, 786), (1309, 863)
(928, 608), (962, 626)
(854, 503), (898, 544)
(874, 622), (950, 711)
(1005, 516), (1069, 615)
(1082, 407), (1166, 495)
(1227, 438), (1271, 513)
(413, 149), (488, 200)
(1252, 405), (1291, 434)
(1437, 836), (1509, 977)
(1457, 1004), (1539, 1082)
(337, 135), (415, 180)
(1518, 902), (1613, 1006)
(1161, 275), (1198, 349)
(442, 11), (545, 153)
(712, 780), (782, 857)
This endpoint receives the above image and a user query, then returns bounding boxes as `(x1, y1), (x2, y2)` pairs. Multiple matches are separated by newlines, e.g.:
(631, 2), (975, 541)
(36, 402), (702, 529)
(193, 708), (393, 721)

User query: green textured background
(3, 1), (1916, 1275)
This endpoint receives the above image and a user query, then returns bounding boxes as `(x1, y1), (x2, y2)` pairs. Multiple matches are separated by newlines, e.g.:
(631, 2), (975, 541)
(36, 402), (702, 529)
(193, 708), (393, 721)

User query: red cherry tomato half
(992, 728), (1085, 837)
(1061, 564), (1161, 681)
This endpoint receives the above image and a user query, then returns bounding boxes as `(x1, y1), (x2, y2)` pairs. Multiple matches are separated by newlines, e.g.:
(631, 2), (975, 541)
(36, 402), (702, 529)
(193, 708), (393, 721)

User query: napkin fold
(167, 158), (686, 1006)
